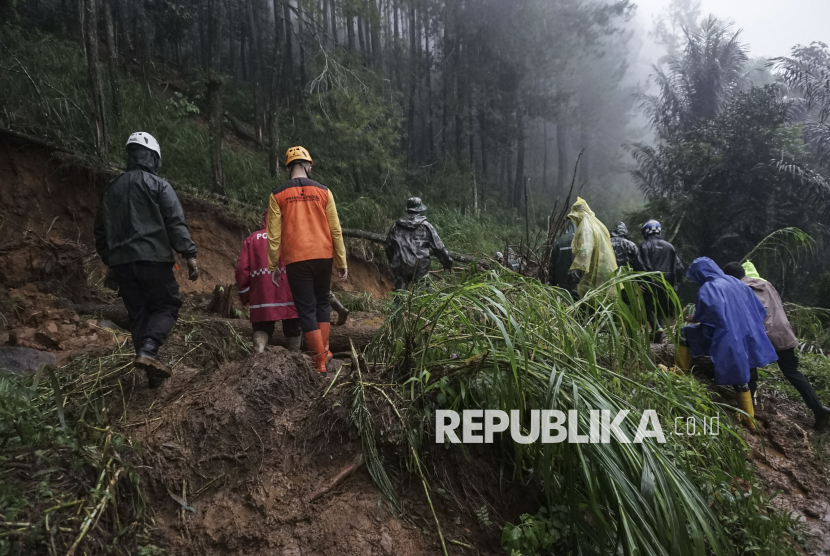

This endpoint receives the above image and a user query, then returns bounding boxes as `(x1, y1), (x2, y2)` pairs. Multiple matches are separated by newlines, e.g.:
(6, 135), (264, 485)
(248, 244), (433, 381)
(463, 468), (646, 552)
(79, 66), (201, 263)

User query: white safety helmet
(125, 132), (161, 160)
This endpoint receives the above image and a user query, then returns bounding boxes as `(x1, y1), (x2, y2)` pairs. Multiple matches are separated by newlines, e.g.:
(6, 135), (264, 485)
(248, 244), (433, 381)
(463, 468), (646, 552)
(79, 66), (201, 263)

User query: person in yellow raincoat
(567, 197), (618, 298)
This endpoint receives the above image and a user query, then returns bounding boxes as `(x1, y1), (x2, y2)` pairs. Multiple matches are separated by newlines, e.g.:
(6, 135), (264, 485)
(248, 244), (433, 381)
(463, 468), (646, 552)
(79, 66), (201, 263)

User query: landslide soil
(3, 133), (830, 554)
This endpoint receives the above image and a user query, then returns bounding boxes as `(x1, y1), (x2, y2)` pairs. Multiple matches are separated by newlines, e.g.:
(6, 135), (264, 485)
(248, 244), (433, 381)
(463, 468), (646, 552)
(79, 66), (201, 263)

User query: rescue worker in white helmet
(94, 132), (201, 388)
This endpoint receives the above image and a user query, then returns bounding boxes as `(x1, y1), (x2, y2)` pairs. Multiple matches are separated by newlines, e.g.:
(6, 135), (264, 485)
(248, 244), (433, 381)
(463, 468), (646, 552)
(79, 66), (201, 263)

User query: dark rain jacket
(684, 257), (777, 385)
(385, 215), (452, 281)
(638, 234), (684, 289)
(94, 148), (197, 267)
(609, 223), (643, 270)
(548, 221), (576, 290)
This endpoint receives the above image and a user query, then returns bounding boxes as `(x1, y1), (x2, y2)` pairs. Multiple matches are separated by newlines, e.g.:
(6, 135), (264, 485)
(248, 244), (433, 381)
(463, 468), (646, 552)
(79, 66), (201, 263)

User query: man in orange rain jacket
(266, 146), (347, 372)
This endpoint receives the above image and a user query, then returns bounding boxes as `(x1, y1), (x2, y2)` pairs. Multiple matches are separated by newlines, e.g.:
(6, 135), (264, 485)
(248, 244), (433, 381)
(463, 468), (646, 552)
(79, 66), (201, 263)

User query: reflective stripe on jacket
(236, 229), (297, 323)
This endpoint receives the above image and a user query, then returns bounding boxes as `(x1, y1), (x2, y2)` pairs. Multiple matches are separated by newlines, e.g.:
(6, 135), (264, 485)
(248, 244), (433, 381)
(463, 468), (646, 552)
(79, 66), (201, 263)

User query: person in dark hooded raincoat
(385, 197), (453, 290)
(548, 220), (577, 293)
(95, 132), (201, 389)
(609, 222), (643, 270)
(684, 257), (778, 429)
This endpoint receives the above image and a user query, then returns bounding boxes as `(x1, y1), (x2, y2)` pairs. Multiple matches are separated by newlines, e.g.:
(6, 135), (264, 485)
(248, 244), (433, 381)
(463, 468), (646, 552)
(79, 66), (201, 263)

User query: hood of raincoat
(126, 145), (160, 174)
(567, 197), (618, 298)
(396, 215), (428, 229)
(563, 220), (577, 235)
(685, 257), (777, 385)
(743, 261), (764, 280)
(686, 256), (723, 285)
(610, 222), (630, 239)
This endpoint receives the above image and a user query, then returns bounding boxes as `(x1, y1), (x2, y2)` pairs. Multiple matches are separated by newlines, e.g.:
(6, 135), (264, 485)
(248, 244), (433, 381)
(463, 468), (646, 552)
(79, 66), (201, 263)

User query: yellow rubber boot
(675, 345), (692, 373)
(736, 391), (756, 431)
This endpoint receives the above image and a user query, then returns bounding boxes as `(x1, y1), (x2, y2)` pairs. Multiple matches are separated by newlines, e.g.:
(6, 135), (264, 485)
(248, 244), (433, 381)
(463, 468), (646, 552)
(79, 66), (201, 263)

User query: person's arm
(266, 194), (282, 272)
(235, 240), (252, 306)
(325, 193), (348, 270)
(638, 244), (653, 272)
(425, 222), (453, 270)
(94, 202), (109, 266)
(157, 181), (198, 258)
(630, 242), (645, 272)
(384, 225), (397, 264)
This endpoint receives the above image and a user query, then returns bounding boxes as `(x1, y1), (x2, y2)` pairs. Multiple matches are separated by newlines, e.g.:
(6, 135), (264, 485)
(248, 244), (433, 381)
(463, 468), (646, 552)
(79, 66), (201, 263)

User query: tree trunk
(347, 12), (355, 52)
(102, 0), (121, 122)
(247, 0), (264, 141)
(479, 108), (487, 182)
(329, 0), (338, 45)
(322, 0), (329, 43)
(424, 5), (433, 158)
(556, 122), (567, 193)
(268, 0), (283, 177)
(207, 0), (226, 195)
(298, 1), (307, 88)
(406, 1), (417, 163)
(513, 111), (525, 209)
(282, 0), (294, 94)
(84, 0), (107, 159)
(136, 0), (150, 79)
(542, 121), (548, 191)
(357, 14), (365, 54)
(370, 0), (381, 67)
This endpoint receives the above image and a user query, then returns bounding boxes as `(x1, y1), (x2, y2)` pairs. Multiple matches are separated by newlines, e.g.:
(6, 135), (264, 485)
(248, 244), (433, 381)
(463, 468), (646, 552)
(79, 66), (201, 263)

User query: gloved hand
(103, 268), (119, 292)
(568, 269), (584, 282)
(187, 257), (201, 281)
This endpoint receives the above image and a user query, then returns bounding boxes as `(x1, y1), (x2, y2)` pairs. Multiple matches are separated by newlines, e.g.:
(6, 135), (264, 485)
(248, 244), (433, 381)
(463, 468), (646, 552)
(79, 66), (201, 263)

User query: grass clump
(0, 354), (153, 556)
(358, 269), (803, 555)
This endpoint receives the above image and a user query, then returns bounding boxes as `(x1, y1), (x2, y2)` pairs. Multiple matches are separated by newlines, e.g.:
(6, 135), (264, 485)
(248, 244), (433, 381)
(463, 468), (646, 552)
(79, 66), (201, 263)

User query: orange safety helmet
(285, 146), (313, 167)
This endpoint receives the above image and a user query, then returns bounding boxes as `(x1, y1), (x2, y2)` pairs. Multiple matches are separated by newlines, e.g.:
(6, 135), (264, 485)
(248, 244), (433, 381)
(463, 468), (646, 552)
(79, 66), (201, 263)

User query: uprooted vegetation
(5, 268), (829, 555)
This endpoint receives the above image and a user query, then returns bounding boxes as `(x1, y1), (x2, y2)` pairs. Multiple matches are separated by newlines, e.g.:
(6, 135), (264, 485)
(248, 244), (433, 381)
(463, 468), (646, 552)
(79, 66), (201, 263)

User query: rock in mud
(0, 346), (56, 374)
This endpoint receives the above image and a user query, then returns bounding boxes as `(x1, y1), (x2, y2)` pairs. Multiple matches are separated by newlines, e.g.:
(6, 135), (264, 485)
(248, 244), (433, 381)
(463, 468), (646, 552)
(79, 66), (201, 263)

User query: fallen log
(72, 304), (381, 352)
(341, 228), (478, 264)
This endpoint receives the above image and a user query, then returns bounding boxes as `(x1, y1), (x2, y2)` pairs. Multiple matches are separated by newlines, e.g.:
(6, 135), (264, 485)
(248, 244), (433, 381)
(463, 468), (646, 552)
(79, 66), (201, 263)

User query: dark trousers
(252, 319), (302, 338)
(750, 348), (824, 412)
(644, 284), (671, 332)
(112, 262), (182, 349)
(285, 258), (332, 333)
(392, 263), (430, 291)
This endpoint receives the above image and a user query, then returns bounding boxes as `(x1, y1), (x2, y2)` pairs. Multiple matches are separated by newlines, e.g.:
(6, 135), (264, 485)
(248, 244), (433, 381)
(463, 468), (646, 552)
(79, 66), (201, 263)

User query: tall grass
(365, 270), (801, 555)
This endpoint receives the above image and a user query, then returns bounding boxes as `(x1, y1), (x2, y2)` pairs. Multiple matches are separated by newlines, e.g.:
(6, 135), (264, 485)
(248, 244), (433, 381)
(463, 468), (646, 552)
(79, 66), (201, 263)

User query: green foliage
(812, 272), (830, 309)
(760, 352), (830, 404)
(501, 506), (569, 555)
(633, 85), (830, 277)
(166, 91), (200, 118)
(368, 270), (800, 554)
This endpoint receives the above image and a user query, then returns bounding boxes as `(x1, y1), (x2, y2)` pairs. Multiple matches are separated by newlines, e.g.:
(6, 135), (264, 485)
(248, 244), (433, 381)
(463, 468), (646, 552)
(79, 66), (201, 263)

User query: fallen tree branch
(0, 126), (74, 154)
(342, 228), (477, 264)
(304, 453), (365, 503)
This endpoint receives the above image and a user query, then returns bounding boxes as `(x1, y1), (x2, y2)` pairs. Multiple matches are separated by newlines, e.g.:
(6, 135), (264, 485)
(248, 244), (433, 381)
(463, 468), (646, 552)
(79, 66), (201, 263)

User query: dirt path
(747, 390), (830, 555)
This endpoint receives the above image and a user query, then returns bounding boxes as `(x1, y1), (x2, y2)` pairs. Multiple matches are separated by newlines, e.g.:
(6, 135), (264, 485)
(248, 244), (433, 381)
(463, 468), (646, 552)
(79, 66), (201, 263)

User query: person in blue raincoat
(683, 257), (777, 430)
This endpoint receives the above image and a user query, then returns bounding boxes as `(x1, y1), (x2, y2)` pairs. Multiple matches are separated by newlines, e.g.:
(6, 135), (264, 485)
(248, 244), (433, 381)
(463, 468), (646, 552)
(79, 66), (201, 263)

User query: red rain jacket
(236, 227), (297, 323)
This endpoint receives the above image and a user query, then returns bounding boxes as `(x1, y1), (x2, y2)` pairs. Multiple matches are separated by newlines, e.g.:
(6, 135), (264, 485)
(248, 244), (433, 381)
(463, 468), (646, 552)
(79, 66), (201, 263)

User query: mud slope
(126, 348), (500, 556)
(0, 132), (391, 298)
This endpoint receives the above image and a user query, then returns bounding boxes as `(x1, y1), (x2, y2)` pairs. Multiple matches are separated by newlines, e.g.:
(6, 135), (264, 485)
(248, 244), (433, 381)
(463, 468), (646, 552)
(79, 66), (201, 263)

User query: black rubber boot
(329, 292), (350, 326)
(814, 406), (830, 430)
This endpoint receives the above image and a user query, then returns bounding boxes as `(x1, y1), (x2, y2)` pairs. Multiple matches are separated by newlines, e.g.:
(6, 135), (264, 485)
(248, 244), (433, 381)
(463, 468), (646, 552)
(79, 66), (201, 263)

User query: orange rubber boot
(303, 329), (328, 373)
(318, 322), (333, 362)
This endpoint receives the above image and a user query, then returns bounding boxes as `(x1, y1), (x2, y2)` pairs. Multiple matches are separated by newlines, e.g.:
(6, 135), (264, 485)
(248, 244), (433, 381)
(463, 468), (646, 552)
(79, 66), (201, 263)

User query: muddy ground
(2, 131), (830, 555)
